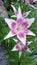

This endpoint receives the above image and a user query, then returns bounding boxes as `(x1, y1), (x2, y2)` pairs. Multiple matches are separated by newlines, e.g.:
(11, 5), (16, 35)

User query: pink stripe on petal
(24, 29), (29, 34)
(22, 22), (28, 28)
(17, 32), (26, 45)
(18, 45), (22, 51)
(17, 18), (23, 25)
(16, 45), (22, 51)
(24, 46), (28, 51)
(11, 30), (16, 35)
(11, 22), (16, 29)
(12, 45), (18, 51)
(26, 42), (28, 46)
(18, 32), (24, 38)
(23, 11), (31, 18)
(4, 18), (16, 30)
(17, 40), (20, 44)
(16, 45), (19, 49)
(23, 13), (27, 17)
(19, 48), (22, 51)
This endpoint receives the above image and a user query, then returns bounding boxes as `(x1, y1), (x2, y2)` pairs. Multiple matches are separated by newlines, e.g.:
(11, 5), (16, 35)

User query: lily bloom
(12, 39), (32, 58)
(25, 0), (37, 4)
(4, 6), (35, 45)
(25, 0), (37, 9)
(11, 5), (31, 18)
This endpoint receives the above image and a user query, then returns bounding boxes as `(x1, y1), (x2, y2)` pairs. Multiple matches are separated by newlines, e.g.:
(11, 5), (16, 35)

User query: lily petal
(27, 30), (36, 36)
(19, 51), (22, 58)
(4, 18), (16, 29)
(26, 48), (31, 53)
(13, 39), (18, 43)
(23, 11), (31, 18)
(11, 5), (17, 14)
(17, 32), (26, 45)
(33, 0), (37, 2)
(17, 6), (22, 19)
(26, 18), (35, 28)
(27, 41), (32, 45)
(28, 4), (36, 9)
(12, 45), (18, 51)
(11, 15), (16, 17)
(4, 31), (16, 40)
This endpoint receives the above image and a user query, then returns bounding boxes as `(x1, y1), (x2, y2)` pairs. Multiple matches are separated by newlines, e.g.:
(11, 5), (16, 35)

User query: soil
(0, 43), (9, 65)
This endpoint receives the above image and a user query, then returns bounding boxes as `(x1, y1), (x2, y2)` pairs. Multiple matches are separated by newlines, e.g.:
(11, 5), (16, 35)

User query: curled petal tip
(32, 18), (35, 21)
(29, 4), (36, 9)
(28, 10), (31, 13)
(13, 38), (18, 43)
(11, 15), (16, 17)
(11, 5), (17, 13)
(30, 41), (33, 43)
(28, 41), (33, 45)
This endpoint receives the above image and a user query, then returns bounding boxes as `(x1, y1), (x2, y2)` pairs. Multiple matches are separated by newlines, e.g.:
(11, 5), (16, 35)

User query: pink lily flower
(12, 39), (32, 58)
(25, 0), (37, 9)
(4, 6), (35, 45)
(25, 0), (37, 4)
(11, 5), (31, 18)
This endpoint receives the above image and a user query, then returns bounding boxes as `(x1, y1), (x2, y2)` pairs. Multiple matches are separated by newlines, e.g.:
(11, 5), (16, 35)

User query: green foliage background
(0, 0), (37, 65)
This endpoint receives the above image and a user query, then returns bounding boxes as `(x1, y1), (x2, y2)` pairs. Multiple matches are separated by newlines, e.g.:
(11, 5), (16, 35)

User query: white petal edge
(19, 51), (22, 58)
(4, 18), (16, 29)
(4, 31), (15, 40)
(27, 18), (35, 28)
(12, 45), (18, 51)
(27, 30), (36, 36)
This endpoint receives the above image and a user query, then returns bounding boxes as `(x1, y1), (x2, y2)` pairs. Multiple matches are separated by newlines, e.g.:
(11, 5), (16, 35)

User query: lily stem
(18, 61), (20, 65)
